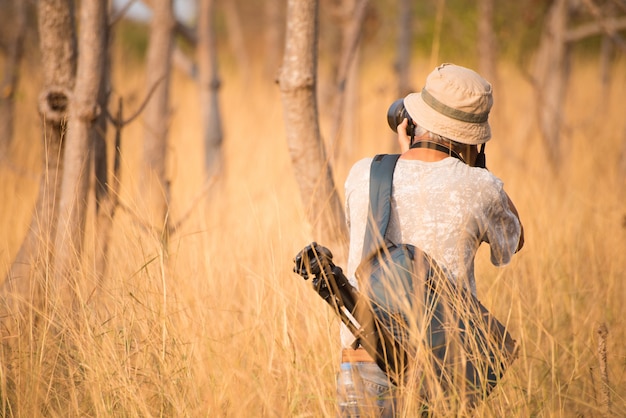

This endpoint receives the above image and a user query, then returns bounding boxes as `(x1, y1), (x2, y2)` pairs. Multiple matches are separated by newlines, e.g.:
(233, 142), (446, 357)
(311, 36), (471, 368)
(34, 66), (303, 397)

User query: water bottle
(337, 362), (365, 417)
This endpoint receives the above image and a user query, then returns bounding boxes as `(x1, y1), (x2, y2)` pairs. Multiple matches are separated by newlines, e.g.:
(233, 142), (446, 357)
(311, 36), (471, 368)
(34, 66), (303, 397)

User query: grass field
(0, 51), (625, 417)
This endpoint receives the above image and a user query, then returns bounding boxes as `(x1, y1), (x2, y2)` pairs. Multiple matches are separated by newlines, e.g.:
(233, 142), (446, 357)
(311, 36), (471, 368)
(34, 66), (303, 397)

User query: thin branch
(176, 20), (197, 45)
(329, 0), (369, 154)
(173, 45), (197, 79)
(119, 202), (155, 236)
(94, 98), (124, 284)
(335, 0), (368, 96)
(609, 0), (626, 14)
(110, 0), (140, 25)
(168, 175), (218, 234)
(119, 175), (218, 239)
(565, 15), (626, 49)
(136, 0), (198, 45)
(105, 74), (165, 126)
(581, 0), (626, 51)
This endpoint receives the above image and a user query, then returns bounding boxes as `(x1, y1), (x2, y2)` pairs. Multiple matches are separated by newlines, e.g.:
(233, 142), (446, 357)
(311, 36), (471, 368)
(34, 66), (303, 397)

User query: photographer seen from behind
(338, 63), (524, 416)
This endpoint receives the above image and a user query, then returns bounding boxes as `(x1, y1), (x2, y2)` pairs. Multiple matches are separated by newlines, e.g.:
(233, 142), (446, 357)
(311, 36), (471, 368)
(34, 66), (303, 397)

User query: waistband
(341, 347), (375, 363)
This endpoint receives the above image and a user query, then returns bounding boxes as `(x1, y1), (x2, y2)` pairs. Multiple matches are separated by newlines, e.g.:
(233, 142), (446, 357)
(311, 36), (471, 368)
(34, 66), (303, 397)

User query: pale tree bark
(54, 0), (108, 299)
(2, 0), (77, 311)
(477, 0), (497, 85)
(220, 0), (250, 83)
(198, 0), (224, 180)
(142, 0), (174, 242)
(532, 0), (570, 169)
(618, 126), (626, 180)
(92, 2), (115, 286)
(264, 0), (285, 78)
(94, 98), (121, 287)
(341, 47), (360, 160)
(328, 0), (368, 161)
(531, 0), (626, 170)
(564, 9), (626, 95)
(395, 0), (413, 97)
(0, 0), (27, 157)
(599, 34), (613, 95)
(580, 0), (624, 93)
(279, 0), (348, 257)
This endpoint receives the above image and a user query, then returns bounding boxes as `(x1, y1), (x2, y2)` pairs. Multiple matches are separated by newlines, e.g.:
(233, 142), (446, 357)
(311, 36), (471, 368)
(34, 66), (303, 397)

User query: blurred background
(0, 0), (625, 416)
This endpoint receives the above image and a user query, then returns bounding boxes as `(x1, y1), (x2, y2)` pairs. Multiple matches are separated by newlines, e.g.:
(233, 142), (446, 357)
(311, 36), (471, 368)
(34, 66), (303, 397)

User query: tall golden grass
(1, 51), (625, 417)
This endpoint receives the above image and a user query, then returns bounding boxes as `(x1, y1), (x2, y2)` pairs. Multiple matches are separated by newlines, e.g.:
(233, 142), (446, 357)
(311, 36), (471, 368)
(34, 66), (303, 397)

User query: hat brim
(404, 92), (491, 145)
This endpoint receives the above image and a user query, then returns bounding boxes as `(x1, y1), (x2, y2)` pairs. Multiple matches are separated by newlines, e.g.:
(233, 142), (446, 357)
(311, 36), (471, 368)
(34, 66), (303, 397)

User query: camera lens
(386, 99), (404, 133)
(386, 99), (415, 136)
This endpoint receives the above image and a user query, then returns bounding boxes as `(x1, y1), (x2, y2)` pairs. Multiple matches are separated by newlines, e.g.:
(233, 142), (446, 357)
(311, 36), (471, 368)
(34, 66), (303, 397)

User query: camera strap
(362, 154), (401, 260)
(409, 140), (465, 163)
(475, 143), (487, 168)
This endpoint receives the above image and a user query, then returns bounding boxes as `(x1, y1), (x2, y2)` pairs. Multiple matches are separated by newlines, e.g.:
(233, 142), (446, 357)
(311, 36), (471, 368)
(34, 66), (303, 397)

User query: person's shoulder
(345, 157), (374, 188)
(350, 156), (374, 170)
(455, 161), (503, 185)
(445, 162), (505, 199)
(476, 167), (504, 188)
(347, 156), (374, 177)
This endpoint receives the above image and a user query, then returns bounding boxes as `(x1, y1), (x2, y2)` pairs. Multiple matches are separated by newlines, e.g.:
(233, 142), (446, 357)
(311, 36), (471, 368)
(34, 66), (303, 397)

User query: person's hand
(397, 118), (412, 153)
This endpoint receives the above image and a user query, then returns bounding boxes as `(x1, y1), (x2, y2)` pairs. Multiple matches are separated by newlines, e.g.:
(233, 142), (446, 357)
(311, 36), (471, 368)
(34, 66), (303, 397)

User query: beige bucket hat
(403, 63), (493, 145)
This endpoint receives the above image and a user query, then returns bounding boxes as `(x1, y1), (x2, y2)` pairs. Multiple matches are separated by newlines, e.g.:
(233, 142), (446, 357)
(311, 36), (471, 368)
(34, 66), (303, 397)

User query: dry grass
(0, 52), (625, 417)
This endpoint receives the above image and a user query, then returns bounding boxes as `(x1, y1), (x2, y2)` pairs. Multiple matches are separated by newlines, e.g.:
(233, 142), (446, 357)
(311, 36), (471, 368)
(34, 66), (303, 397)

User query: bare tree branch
(579, 0), (626, 51)
(141, 0), (174, 247)
(175, 19), (197, 45)
(565, 15), (626, 46)
(611, 0), (626, 13)
(105, 75), (165, 126)
(328, 0), (369, 158)
(168, 175), (218, 234)
(94, 97), (124, 284)
(0, 0), (27, 155)
(141, 0), (198, 46)
(173, 44), (197, 79)
(110, 0), (140, 25)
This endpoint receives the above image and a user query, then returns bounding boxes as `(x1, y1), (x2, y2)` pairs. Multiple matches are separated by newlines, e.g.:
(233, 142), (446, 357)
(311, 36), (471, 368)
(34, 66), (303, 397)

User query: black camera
(387, 99), (416, 137)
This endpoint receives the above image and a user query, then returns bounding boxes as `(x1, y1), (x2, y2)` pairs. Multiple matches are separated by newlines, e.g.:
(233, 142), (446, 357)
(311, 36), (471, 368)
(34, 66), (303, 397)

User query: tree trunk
(342, 47), (359, 160)
(279, 0), (348, 257)
(264, 0), (285, 78)
(94, 99), (121, 288)
(396, 0), (413, 97)
(328, 0), (368, 161)
(599, 35), (613, 96)
(92, 2), (115, 287)
(54, 0), (107, 297)
(532, 0), (570, 169)
(221, 0), (250, 83)
(0, 0), (26, 157)
(477, 0), (497, 85)
(619, 127), (626, 186)
(142, 0), (174, 241)
(2, 0), (77, 310)
(198, 0), (224, 181)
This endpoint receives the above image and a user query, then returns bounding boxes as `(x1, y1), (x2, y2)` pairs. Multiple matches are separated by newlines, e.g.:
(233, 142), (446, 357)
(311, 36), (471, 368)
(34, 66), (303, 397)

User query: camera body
(386, 98), (487, 168)
(387, 99), (416, 137)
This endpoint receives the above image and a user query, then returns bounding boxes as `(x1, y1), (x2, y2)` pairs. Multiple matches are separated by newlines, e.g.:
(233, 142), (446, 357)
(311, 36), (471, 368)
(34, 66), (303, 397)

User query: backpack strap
(361, 154), (401, 260)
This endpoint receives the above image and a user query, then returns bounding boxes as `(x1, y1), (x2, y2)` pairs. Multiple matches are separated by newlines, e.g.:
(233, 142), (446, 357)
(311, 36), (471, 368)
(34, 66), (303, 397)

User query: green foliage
(356, 0), (554, 66)
(116, 19), (150, 62)
(412, 0), (478, 62)
(495, 0), (551, 61)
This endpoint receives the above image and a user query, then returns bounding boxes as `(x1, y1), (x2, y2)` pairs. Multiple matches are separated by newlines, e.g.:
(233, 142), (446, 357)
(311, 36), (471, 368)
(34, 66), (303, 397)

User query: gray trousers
(336, 362), (397, 417)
